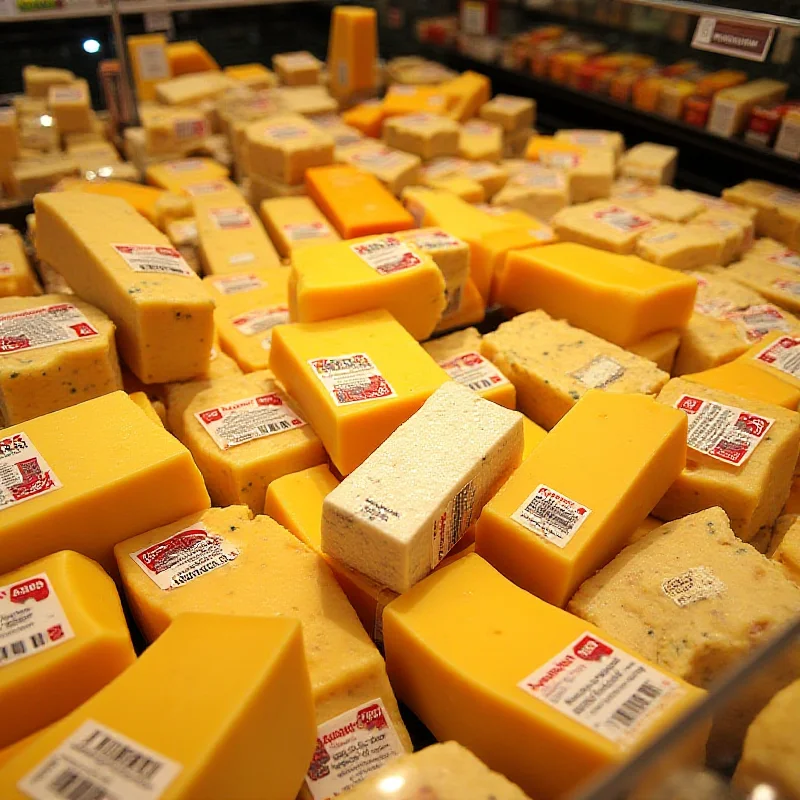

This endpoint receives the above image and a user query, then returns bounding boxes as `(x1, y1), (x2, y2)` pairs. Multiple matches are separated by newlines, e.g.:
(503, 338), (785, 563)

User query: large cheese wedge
(0, 613), (316, 800)
(476, 389), (686, 606)
(56, 179), (175, 228)
(0, 226), (41, 298)
(0, 294), (122, 426)
(289, 235), (446, 341)
(114, 507), (413, 796)
(34, 193), (214, 384)
(323, 382), (523, 593)
(496, 243), (696, 346)
(0, 391), (210, 576)
(327, 6), (378, 100)
(259, 196), (339, 257)
(384, 553), (707, 800)
(685, 360), (800, 411)
(270, 309), (450, 474)
(146, 157), (230, 194)
(0, 551), (135, 750)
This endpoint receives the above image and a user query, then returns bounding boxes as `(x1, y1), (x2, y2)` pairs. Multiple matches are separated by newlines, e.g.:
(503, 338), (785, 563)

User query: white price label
(208, 207), (253, 231)
(308, 353), (396, 406)
(350, 237), (422, 276)
(282, 222), (333, 242)
(0, 433), (61, 511)
(570, 356), (625, 389)
(511, 484), (592, 549)
(754, 335), (800, 378)
(231, 306), (289, 350)
(112, 244), (195, 277)
(662, 566), (726, 608)
(210, 273), (267, 296)
(0, 303), (98, 354)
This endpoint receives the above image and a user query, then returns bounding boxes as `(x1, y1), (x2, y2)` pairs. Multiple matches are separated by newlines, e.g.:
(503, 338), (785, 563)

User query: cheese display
(146, 157), (230, 194)
(0, 226), (42, 298)
(636, 223), (726, 270)
(479, 95), (535, 133)
(769, 514), (800, 586)
(552, 200), (656, 254)
(259, 196), (339, 257)
(273, 51), (322, 86)
(383, 113), (460, 160)
(618, 142), (678, 185)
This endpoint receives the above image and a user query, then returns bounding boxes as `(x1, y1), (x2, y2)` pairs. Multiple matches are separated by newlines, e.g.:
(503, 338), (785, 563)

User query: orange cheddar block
(383, 86), (452, 119)
(166, 40), (219, 76)
(57, 179), (169, 227)
(476, 390), (687, 606)
(745, 332), (800, 390)
(342, 100), (386, 138)
(685, 361), (800, 411)
(0, 391), (210, 576)
(269, 309), (450, 474)
(440, 71), (492, 122)
(524, 135), (586, 164)
(327, 6), (379, 99)
(259, 196), (339, 258)
(306, 165), (415, 239)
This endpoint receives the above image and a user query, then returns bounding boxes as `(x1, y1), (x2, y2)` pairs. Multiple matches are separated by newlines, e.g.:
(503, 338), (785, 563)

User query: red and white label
(755, 335), (800, 378)
(593, 205), (653, 233)
(350, 237), (422, 276)
(440, 351), (509, 394)
(129, 522), (239, 591)
(231, 305), (289, 350)
(305, 699), (404, 800)
(309, 353), (396, 406)
(0, 303), (98, 354)
(405, 229), (462, 251)
(432, 480), (476, 568)
(163, 159), (204, 173)
(174, 117), (208, 141)
(263, 122), (309, 141)
(570, 356), (625, 389)
(767, 250), (800, 270)
(511, 484), (592, 549)
(675, 394), (773, 466)
(512, 169), (566, 189)
(541, 151), (581, 169)
(210, 273), (266, 296)
(462, 120), (496, 136)
(0, 433), (62, 511)
(184, 181), (230, 197)
(282, 221), (333, 242)
(208, 207), (253, 231)
(112, 244), (195, 277)
(0, 261), (14, 275)
(662, 566), (726, 607)
(0, 572), (74, 668)
(724, 304), (792, 343)
(195, 393), (306, 450)
(774, 279), (800, 297)
(50, 86), (84, 103)
(518, 633), (682, 743)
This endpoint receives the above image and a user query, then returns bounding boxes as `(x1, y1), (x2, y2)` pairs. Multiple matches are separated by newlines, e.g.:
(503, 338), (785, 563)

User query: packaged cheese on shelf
(635, 223), (726, 270)
(479, 94), (535, 133)
(336, 140), (420, 195)
(0, 226), (42, 297)
(259, 196), (339, 257)
(383, 113), (460, 159)
(708, 79), (788, 138)
(552, 200), (657, 254)
(273, 51), (322, 86)
(619, 142), (678, 185)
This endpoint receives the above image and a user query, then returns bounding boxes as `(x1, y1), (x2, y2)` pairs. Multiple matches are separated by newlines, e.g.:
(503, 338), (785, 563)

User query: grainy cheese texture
(568, 507), (800, 765)
(685, 360), (800, 411)
(769, 514), (800, 587)
(322, 381), (523, 593)
(481, 310), (669, 430)
(552, 200), (656, 254)
(611, 184), (704, 223)
(653, 378), (800, 542)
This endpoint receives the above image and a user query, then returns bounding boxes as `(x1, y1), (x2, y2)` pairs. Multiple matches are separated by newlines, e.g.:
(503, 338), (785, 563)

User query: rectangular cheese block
(768, 514), (800, 586)
(612, 182), (705, 223)
(552, 200), (657, 254)
(146, 157), (230, 194)
(273, 51), (322, 86)
(155, 71), (235, 106)
(34, 193), (214, 384)
(141, 107), (209, 156)
(491, 166), (570, 222)
(434, 278), (486, 334)
(127, 34), (172, 101)
(306, 165), (415, 238)
(685, 361), (800, 411)
(383, 113), (460, 160)
(323, 382), (523, 593)
(0, 391), (209, 576)
(458, 120), (503, 162)
(424, 174), (485, 203)
(653, 378), (800, 542)
(477, 389), (686, 606)
(569, 507), (800, 763)
(0, 613), (316, 800)
(723, 180), (800, 248)
(394, 227), (470, 294)
(48, 81), (92, 135)
(383, 85), (452, 118)
(727, 258), (800, 315)
(223, 62), (277, 91)
(627, 329), (682, 373)
(23, 65), (75, 98)
(618, 142), (678, 185)
(248, 173), (308, 205)
(708, 79), (788, 138)
(0, 294), (123, 426)
(566, 148), (615, 203)
(0, 226), (41, 298)
(440, 71), (492, 122)
(259, 196), (339, 257)
(336, 140), (420, 195)
(341, 99), (386, 138)
(289, 234), (446, 341)
(384, 553), (707, 800)
(524, 135), (585, 165)
(481, 310), (670, 430)
(269, 309), (450, 474)
(275, 85), (338, 116)
(10, 156), (79, 201)
(554, 129), (625, 159)
(460, 160), (509, 199)
(636, 223), (726, 270)
(327, 6), (378, 100)
(691, 210), (751, 264)
(479, 95), (535, 133)
(496, 242), (696, 347)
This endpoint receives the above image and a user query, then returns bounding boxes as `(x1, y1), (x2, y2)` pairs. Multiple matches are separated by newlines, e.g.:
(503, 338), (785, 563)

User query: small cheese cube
(155, 71), (235, 106)
(458, 120), (503, 162)
(477, 390), (686, 606)
(259, 196), (339, 257)
(434, 278), (486, 334)
(384, 553), (707, 800)
(270, 309), (449, 474)
(34, 193), (214, 384)
(223, 62), (277, 90)
(0, 391), (209, 576)
(627, 329), (682, 372)
(341, 100), (385, 138)
(768, 514), (800, 586)
(48, 81), (92, 134)
(383, 85), (452, 118)
(336, 140), (420, 196)
(727, 258), (800, 315)
(23, 66), (75, 98)
(383, 113), (460, 159)
(692, 210), (750, 264)
(653, 378), (800, 542)
(567, 148), (615, 203)
(569, 507), (800, 763)
(440, 71), (491, 122)
(555, 129), (625, 159)
(636, 223), (726, 270)
(146, 157), (230, 194)
(723, 180), (800, 247)
(423, 175), (485, 203)
(491, 166), (570, 223)
(479, 94), (535, 133)
(612, 183), (705, 222)
(0, 295), (122, 426)
(496, 243), (696, 347)
(481, 310), (670, 430)
(0, 551), (135, 749)
(273, 51), (322, 86)
(553, 201), (657, 254)
(685, 361), (800, 411)
(0, 226), (41, 298)
(619, 142), (678, 185)
(460, 160), (509, 198)
(0, 613), (317, 800)
(290, 235), (446, 341)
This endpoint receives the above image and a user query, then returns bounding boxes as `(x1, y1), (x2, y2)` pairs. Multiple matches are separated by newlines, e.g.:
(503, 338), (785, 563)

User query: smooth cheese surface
(635, 223), (725, 270)
(618, 142), (677, 185)
(552, 201), (657, 254)
(480, 94), (535, 133)
(327, 6), (378, 99)
(434, 278), (486, 334)
(259, 196), (339, 257)
(146, 158), (230, 194)
(384, 113), (460, 160)
(128, 390), (166, 426)
(627, 329), (682, 373)
(336, 141), (421, 196)
(685, 361), (800, 411)
(0, 226), (41, 298)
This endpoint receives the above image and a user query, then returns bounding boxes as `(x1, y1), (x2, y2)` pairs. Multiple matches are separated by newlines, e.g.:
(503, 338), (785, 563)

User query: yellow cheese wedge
(383, 86), (452, 119)
(440, 71), (491, 122)
(270, 309), (450, 474)
(327, 6), (379, 100)
(341, 100), (385, 138)
(0, 551), (135, 750)
(383, 553), (708, 800)
(273, 51), (322, 86)
(223, 62), (276, 90)
(685, 360), (800, 411)
(166, 40), (219, 75)
(290, 235), (446, 341)
(146, 157), (230, 194)
(128, 390), (166, 426)
(259, 196), (339, 257)
(0, 226), (41, 298)
(34, 193), (214, 384)
(57, 179), (170, 228)
(0, 613), (316, 800)
(434, 278), (486, 333)
(0, 391), (209, 576)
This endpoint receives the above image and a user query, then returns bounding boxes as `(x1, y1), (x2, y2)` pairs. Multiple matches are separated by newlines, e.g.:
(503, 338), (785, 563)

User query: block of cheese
(9, 156), (80, 201)
(0, 391), (209, 576)
(566, 148), (615, 204)
(524, 135), (586, 165)
(67, 142), (122, 176)
(259, 196), (338, 257)
(155, 71), (235, 106)
(636, 223), (726, 270)
(384, 553), (707, 800)
(146, 157), (230, 194)
(708, 79), (788, 138)
(322, 382), (523, 592)
(384, 113), (460, 160)
(0, 551), (135, 750)
(290, 235), (446, 341)
(460, 160), (509, 199)
(479, 95), (535, 133)
(114, 508), (412, 796)
(627, 329), (682, 373)
(619, 142), (678, 185)
(477, 390), (686, 606)
(423, 174), (485, 203)
(0, 226), (41, 298)
(270, 309), (450, 474)
(118, 35), (174, 100)
(440, 71), (492, 122)
(434, 278), (486, 334)
(569, 507), (800, 763)
(308, 113), (364, 149)
(59, 178), (168, 227)
(273, 51), (322, 86)
(555, 129), (625, 159)
(341, 100), (385, 138)
(128, 390), (166, 426)
(275, 85), (338, 117)
(23, 65), (75, 98)
(248, 173), (307, 205)
(458, 120), (503, 162)
(504, 127), (535, 159)
(727, 258), (800, 315)
(481, 310), (670, 430)
(223, 62), (277, 90)
(768, 514), (800, 586)
(383, 86), (452, 119)
(691, 210), (751, 264)
(612, 183), (705, 222)
(336, 140), (420, 195)
(327, 6), (378, 100)
(48, 81), (92, 135)
(0, 294), (122, 426)
(742, 332), (800, 392)
(723, 181), (800, 248)
(685, 361), (800, 411)
(166, 40), (219, 75)
(496, 243), (696, 347)
(0, 613), (317, 800)
(141, 106), (209, 156)
(552, 201), (657, 254)
(491, 167), (570, 223)
(34, 193), (214, 384)
(652, 378), (800, 542)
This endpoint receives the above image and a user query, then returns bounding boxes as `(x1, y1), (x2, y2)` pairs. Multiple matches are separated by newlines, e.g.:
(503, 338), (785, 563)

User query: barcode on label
(47, 768), (108, 799)
(468, 379), (494, 390)
(257, 420), (292, 435)
(511, 484), (591, 548)
(0, 631), (46, 663)
(608, 681), (663, 731)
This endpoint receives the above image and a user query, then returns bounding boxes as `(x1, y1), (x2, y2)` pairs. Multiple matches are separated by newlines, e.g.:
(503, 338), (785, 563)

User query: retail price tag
(691, 16), (775, 63)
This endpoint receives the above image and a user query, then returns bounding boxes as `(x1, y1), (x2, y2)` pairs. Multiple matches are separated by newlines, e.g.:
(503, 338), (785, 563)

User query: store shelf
(618, 0), (800, 29)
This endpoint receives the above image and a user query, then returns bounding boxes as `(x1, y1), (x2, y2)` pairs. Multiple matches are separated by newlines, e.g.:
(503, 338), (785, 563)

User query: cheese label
(511, 484), (592, 549)
(18, 720), (183, 800)
(208, 207), (253, 231)
(518, 633), (682, 744)
(185, 181), (230, 197)
(767, 250), (800, 270)
(541, 151), (581, 169)
(231, 305), (289, 349)
(0, 433), (62, 510)
(643, 231), (679, 247)
(593, 205), (653, 233)
(349, 147), (409, 170)
(195, 393), (307, 450)
(0, 303), (99, 354)
(421, 158), (464, 179)
(350, 237), (423, 276)
(282, 221), (334, 242)
(725, 304), (791, 343)
(773, 278), (800, 297)
(755, 335), (800, 378)
(163, 159), (204, 173)
(263, 122), (309, 141)
(432, 480), (476, 568)
(112, 244), (195, 277)
(308, 353), (396, 406)
(570, 355), (625, 389)
(662, 566), (726, 608)
(0, 572), (74, 668)
(305, 699), (404, 800)
(512, 169), (565, 189)
(174, 118), (208, 141)
(0, 262), (14, 275)
(675, 394), (774, 466)
(462, 120), (495, 135)
(405, 229), (462, 251)
(440, 351), (509, 393)
(211, 273), (267, 295)
(130, 522), (240, 591)
(135, 42), (171, 81)
(50, 86), (84, 103)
